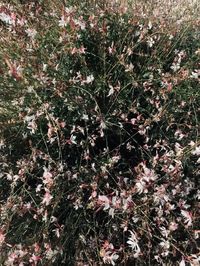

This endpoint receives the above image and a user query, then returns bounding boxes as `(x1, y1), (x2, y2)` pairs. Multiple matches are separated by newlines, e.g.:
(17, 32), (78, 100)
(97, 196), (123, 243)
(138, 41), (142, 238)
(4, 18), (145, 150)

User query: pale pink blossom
(0, 231), (5, 245)
(169, 222), (178, 231)
(43, 168), (53, 187)
(98, 195), (110, 210)
(42, 190), (53, 206)
(58, 15), (69, 27)
(29, 254), (41, 264)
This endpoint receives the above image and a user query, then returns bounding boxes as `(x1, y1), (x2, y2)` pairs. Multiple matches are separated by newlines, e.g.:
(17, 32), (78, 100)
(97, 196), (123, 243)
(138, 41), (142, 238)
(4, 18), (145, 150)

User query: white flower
(170, 62), (180, 72)
(65, 7), (74, 13)
(181, 210), (192, 227)
(143, 166), (157, 182)
(70, 134), (77, 144)
(190, 254), (200, 266)
(82, 114), (89, 121)
(0, 12), (13, 25)
(147, 37), (155, 47)
(159, 239), (170, 250)
(25, 28), (37, 39)
(85, 74), (94, 84)
(107, 84), (114, 97)
(190, 71), (199, 79)
(127, 230), (141, 257)
(179, 258), (186, 266)
(148, 21), (152, 29)
(108, 208), (115, 218)
(74, 19), (85, 30)
(195, 190), (200, 200)
(192, 146), (200, 156)
(45, 248), (59, 260)
(160, 226), (170, 238)
(110, 253), (119, 265)
(102, 251), (119, 265)
(125, 63), (134, 72)
(58, 15), (68, 27)
(42, 190), (53, 206)
(135, 179), (147, 194)
(98, 195), (110, 210)
(100, 120), (106, 130)
(110, 156), (120, 164)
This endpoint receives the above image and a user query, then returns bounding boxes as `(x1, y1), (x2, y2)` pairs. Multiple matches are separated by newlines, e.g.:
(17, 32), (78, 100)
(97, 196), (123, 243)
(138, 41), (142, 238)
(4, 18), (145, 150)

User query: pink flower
(169, 222), (178, 231)
(42, 190), (53, 206)
(29, 254), (41, 264)
(0, 230), (5, 245)
(100, 241), (119, 265)
(98, 195), (110, 210)
(43, 168), (53, 187)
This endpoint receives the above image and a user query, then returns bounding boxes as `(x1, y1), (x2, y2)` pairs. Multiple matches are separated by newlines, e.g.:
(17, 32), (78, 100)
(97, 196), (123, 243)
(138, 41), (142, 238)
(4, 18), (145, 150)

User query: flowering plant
(0, 0), (199, 265)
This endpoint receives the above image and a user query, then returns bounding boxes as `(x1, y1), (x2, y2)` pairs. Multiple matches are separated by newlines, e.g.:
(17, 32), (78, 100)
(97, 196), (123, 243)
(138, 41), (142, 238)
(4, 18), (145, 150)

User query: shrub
(0, 1), (199, 265)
